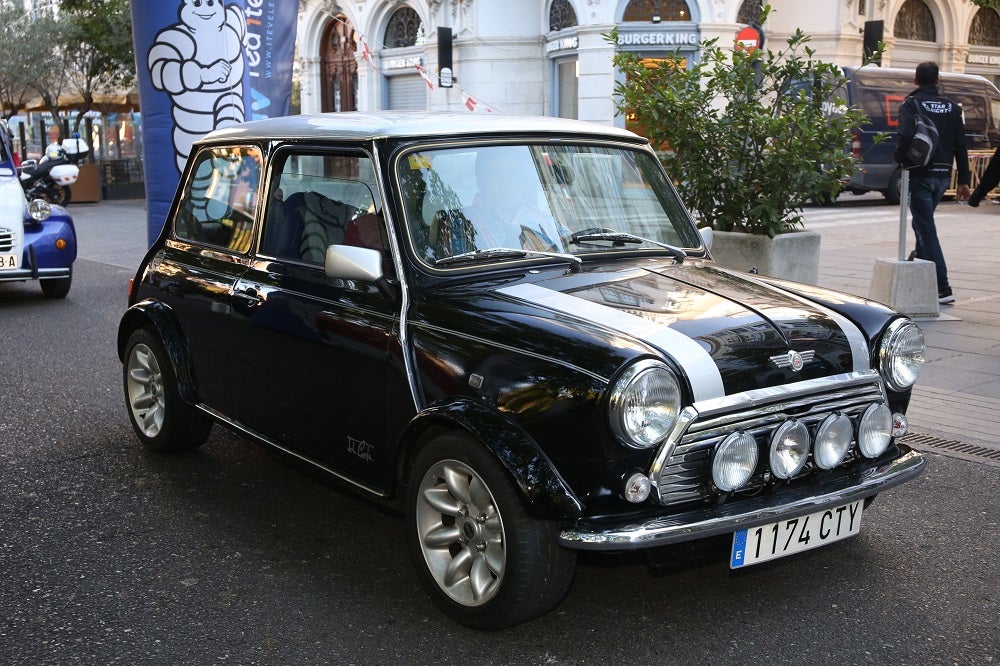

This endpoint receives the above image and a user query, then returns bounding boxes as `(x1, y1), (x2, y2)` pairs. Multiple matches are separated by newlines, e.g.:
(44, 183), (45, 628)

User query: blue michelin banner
(130, 0), (299, 245)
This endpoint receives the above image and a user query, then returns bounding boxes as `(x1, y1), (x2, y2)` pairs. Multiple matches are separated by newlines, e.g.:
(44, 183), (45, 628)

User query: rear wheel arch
(118, 302), (199, 405)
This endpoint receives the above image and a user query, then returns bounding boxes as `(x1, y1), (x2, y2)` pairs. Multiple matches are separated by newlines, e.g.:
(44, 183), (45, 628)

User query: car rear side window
(174, 145), (262, 252)
(260, 151), (382, 266)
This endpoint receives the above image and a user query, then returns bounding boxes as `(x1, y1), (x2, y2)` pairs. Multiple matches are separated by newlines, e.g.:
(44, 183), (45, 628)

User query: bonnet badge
(770, 350), (814, 372)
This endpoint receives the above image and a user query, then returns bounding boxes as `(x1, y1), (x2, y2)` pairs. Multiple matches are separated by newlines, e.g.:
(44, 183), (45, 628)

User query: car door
(229, 147), (399, 489)
(162, 144), (262, 416)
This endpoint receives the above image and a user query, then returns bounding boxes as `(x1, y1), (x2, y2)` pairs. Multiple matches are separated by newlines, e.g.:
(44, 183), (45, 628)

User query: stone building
(295, 0), (1000, 125)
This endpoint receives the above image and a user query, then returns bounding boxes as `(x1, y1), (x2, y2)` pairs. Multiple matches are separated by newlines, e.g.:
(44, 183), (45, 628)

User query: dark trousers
(909, 174), (950, 292)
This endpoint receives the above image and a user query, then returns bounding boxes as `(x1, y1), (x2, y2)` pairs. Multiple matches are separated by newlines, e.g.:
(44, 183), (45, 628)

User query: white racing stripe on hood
(740, 275), (871, 373)
(498, 283), (726, 401)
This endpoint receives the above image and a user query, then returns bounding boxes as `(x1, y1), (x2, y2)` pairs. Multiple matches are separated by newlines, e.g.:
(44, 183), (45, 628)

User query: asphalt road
(1, 257), (998, 665)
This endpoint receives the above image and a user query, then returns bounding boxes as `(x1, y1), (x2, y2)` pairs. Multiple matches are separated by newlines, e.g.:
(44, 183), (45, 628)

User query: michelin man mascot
(148, 0), (248, 173)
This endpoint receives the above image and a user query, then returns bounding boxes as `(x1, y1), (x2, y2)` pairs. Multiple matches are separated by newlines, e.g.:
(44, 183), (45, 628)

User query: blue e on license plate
(730, 500), (863, 568)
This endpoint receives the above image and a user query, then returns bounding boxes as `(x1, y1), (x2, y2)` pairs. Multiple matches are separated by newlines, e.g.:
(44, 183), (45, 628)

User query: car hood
(494, 259), (871, 401)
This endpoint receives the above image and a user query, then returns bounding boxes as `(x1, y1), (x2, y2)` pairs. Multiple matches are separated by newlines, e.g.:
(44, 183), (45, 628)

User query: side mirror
(700, 226), (713, 252)
(325, 244), (384, 283)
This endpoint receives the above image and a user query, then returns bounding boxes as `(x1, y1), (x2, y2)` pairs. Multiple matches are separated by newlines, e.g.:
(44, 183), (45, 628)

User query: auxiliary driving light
(769, 420), (810, 479)
(623, 473), (651, 503)
(858, 403), (893, 458)
(713, 431), (758, 492)
(892, 412), (908, 438)
(814, 413), (853, 469)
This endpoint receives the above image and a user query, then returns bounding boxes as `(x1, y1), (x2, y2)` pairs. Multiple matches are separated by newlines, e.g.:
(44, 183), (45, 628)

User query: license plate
(730, 500), (863, 568)
(0, 253), (16, 270)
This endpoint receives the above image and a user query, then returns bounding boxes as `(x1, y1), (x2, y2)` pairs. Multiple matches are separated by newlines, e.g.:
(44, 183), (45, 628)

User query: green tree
(611, 8), (875, 237)
(59, 0), (136, 132)
(0, 2), (37, 119)
(26, 12), (75, 130)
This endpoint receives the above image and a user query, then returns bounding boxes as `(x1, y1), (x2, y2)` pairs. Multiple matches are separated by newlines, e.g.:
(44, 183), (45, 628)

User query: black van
(838, 66), (1000, 203)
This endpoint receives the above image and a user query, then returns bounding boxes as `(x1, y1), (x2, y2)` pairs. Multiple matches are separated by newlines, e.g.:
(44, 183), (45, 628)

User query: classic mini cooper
(0, 121), (76, 299)
(118, 113), (926, 629)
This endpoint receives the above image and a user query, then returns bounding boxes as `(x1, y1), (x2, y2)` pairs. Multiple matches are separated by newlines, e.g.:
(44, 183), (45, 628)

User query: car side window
(260, 151), (384, 266)
(174, 145), (262, 253)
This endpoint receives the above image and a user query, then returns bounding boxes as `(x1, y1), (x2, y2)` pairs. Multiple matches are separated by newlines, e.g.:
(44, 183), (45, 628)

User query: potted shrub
(610, 8), (874, 284)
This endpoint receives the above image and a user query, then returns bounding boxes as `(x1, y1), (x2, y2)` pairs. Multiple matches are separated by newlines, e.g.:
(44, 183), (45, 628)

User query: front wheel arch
(398, 399), (583, 521)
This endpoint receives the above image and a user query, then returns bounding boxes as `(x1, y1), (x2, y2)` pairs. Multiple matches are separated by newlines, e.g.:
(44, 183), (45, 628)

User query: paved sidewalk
(806, 195), (1000, 454)
(68, 194), (1000, 454)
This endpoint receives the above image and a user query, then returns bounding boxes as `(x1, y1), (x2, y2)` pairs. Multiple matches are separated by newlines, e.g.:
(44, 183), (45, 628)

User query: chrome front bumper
(559, 447), (925, 550)
(0, 266), (71, 282)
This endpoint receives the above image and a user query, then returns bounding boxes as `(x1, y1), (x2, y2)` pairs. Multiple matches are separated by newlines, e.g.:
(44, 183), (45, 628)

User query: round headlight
(609, 360), (682, 449)
(769, 420), (810, 480)
(878, 320), (925, 392)
(713, 431), (758, 492)
(858, 403), (893, 458)
(814, 413), (853, 469)
(28, 198), (51, 222)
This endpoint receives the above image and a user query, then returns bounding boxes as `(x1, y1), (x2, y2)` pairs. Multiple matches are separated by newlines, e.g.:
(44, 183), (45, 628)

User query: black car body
(118, 113), (926, 629)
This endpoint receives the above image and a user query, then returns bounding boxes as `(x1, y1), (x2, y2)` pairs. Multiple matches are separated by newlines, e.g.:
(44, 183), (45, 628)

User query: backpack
(902, 97), (939, 168)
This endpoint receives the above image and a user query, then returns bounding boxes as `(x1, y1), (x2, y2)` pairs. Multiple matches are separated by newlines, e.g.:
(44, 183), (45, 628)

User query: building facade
(296, 0), (1000, 125)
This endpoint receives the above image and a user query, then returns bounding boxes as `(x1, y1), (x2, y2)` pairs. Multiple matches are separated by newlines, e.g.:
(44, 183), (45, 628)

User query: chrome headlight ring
(608, 359), (682, 450)
(878, 319), (925, 392)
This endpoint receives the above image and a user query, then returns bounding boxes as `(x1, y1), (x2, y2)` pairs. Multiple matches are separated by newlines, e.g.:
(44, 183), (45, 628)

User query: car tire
(405, 432), (577, 630)
(123, 328), (211, 453)
(40, 267), (71, 299)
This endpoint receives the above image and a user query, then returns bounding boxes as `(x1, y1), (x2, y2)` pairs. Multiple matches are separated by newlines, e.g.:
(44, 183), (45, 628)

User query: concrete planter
(708, 229), (821, 285)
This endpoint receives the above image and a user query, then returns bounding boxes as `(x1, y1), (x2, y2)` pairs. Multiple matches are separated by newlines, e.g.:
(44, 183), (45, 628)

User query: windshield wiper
(569, 230), (687, 263)
(435, 247), (583, 272)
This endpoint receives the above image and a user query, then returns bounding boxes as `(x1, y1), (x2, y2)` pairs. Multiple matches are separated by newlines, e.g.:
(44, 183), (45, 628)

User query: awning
(22, 90), (139, 113)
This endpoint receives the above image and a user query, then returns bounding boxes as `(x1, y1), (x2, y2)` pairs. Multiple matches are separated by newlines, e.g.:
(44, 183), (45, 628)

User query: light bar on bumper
(559, 446), (924, 550)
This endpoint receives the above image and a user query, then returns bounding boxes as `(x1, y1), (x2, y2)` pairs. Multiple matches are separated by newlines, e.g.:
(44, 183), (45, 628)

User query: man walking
(895, 61), (971, 305)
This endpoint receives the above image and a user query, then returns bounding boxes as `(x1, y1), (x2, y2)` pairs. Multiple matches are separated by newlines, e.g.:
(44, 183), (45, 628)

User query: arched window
(623, 0), (691, 22)
(384, 7), (422, 48)
(550, 0), (578, 32)
(893, 0), (935, 42)
(970, 8), (1000, 47)
(736, 0), (763, 25)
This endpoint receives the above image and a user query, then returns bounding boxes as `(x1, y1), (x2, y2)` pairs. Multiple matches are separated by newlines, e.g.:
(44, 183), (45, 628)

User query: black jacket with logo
(894, 84), (971, 185)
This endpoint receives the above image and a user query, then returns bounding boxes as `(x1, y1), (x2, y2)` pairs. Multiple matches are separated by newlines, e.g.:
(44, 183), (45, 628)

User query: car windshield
(398, 143), (702, 267)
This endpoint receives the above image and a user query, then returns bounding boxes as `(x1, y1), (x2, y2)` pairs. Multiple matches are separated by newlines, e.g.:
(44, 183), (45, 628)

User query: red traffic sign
(736, 25), (763, 52)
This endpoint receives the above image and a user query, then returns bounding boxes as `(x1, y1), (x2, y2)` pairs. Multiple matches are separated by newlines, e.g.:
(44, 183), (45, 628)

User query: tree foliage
(611, 9), (875, 237)
(0, 0), (134, 129)
(59, 0), (136, 131)
(0, 3), (64, 121)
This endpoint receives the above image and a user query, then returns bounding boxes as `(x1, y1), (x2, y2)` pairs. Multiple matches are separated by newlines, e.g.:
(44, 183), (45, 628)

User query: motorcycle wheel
(48, 184), (72, 206)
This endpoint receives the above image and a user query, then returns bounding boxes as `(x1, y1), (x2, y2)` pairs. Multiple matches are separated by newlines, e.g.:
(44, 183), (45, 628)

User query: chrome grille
(0, 227), (13, 252)
(652, 372), (887, 505)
